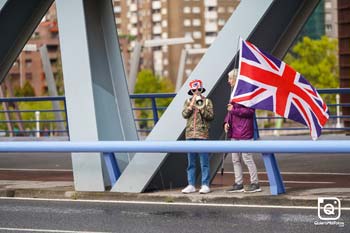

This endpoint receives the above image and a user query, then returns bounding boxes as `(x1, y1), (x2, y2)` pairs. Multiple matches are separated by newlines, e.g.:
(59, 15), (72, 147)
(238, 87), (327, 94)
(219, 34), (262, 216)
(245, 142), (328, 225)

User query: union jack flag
(231, 38), (329, 139)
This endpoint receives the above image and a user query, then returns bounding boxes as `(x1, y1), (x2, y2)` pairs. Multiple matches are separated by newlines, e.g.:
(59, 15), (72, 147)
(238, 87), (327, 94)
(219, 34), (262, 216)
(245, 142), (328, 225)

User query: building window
(325, 13), (332, 21)
(25, 73), (32, 80)
(184, 19), (191, 27)
(218, 19), (226, 26)
(25, 59), (32, 68)
(325, 24), (332, 31)
(192, 7), (201, 14)
(325, 2), (332, 9)
(162, 32), (168, 38)
(193, 31), (202, 39)
(184, 7), (191, 14)
(193, 43), (201, 49)
(185, 69), (192, 77)
(161, 8), (167, 15)
(192, 19), (201, 26)
(218, 7), (225, 13)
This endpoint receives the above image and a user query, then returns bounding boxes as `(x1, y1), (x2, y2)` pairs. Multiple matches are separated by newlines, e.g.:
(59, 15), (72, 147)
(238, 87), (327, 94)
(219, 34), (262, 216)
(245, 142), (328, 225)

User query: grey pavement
(0, 198), (349, 233)
(1, 179), (350, 208)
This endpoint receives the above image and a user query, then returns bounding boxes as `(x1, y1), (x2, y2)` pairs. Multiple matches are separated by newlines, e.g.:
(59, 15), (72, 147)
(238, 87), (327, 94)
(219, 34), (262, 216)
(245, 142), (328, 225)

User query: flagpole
(221, 36), (242, 176)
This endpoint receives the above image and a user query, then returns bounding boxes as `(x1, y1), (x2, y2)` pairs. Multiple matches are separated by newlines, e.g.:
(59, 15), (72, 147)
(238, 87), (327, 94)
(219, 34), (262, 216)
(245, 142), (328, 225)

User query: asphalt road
(0, 152), (71, 170)
(0, 198), (348, 233)
(1, 152), (350, 172)
(1, 152), (350, 189)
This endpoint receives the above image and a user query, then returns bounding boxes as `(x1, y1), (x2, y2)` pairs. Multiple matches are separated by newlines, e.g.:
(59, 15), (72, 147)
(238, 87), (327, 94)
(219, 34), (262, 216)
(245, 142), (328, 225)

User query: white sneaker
(199, 185), (210, 194)
(182, 185), (196, 194)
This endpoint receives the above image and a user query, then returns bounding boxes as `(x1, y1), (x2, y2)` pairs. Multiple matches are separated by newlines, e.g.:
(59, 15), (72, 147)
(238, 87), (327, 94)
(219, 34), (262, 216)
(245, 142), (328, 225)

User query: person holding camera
(181, 79), (214, 194)
(224, 70), (261, 193)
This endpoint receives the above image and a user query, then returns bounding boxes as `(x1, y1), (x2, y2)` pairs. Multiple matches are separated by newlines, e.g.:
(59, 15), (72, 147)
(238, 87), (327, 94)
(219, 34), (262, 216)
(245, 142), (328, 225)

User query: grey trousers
(231, 139), (259, 185)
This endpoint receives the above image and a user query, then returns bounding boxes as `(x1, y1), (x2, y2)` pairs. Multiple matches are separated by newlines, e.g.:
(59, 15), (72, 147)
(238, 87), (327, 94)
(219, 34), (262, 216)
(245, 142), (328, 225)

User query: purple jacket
(224, 101), (255, 140)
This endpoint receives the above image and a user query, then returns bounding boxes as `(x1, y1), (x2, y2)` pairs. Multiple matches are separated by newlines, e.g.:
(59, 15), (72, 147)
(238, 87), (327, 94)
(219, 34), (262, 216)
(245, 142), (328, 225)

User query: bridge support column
(56, 0), (138, 191)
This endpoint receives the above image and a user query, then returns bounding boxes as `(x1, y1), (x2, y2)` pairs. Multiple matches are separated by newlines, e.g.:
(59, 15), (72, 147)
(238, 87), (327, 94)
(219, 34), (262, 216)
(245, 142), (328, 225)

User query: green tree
(284, 36), (339, 113)
(55, 50), (65, 95)
(284, 36), (339, 89)
(134, 69), (174, 129)
(14, 81), (35, 97)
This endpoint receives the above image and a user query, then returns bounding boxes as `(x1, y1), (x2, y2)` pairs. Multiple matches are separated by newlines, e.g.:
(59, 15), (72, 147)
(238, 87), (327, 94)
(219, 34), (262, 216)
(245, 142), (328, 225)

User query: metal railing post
(151, 97), (159, 124)
(35, 111), (40, 138)
(336, 94), (342, 128)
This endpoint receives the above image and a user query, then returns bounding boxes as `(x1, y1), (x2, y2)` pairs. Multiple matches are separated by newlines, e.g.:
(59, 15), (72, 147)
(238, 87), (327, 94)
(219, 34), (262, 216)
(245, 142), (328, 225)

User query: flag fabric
(231, 38), (329, 139)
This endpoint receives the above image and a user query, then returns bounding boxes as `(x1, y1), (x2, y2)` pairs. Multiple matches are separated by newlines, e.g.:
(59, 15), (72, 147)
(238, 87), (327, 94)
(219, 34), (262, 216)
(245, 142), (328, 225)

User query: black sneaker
(245, 183), (262, 193)
(227, 183), (245, 193)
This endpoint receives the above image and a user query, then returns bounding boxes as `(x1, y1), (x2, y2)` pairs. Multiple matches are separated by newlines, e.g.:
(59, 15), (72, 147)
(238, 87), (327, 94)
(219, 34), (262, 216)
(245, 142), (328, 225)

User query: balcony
(204, 0), (217, 7)
(205, 11), (217, 20)
(153, 25), (162, 34)
(130, 15), (138, 24)
(205, 36), (216, 45)
(152, 1), (161, 10)
(205, 23), (218, 32)
(152, 13), (162, 22)
(130, 28), (138, 36)
(130, 3), (137, 12)
(113, 6), (121, 13)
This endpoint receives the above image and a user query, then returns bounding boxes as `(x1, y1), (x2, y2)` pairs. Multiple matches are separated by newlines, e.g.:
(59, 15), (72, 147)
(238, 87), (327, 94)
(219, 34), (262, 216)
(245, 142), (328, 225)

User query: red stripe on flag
(232, 88), (266, 103)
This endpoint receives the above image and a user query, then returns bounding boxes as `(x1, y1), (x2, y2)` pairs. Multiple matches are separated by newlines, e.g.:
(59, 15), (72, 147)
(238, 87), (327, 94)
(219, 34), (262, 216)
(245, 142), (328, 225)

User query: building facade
(113, 0), (240, 87)
(6, 4), (59, 96)
(338, 0), (350, 126)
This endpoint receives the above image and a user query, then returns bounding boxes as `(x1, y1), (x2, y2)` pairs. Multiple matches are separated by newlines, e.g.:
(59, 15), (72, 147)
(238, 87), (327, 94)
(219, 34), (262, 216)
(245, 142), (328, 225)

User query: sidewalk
(1, 177), (350, 208)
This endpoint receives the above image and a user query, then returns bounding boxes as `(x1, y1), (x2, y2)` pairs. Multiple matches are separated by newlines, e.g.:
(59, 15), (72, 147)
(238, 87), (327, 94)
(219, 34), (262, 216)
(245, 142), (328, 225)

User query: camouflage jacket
(182, 97), (214, 139)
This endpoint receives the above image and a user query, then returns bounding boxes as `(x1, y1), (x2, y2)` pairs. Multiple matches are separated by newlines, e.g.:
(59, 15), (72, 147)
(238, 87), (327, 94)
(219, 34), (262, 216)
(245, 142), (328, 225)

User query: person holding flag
(224, 70), (261, 193)
(231, 38), (329, 140)
(225, 37), (329, 191)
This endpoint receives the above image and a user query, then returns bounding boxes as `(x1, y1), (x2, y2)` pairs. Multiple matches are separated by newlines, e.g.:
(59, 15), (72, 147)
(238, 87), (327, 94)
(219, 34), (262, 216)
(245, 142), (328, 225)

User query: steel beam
(0, 0), (54, 83)
(56, 0), (138, 191)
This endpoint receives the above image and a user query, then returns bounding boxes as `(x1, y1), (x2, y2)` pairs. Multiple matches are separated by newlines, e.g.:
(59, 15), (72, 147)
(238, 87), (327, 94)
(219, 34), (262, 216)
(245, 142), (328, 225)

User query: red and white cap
(188, 79), (206, 95)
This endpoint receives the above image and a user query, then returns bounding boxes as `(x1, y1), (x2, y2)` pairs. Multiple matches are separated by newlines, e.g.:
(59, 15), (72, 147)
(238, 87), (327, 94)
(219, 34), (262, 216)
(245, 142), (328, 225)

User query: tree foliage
(134, 69), (174, 129)
(14, 81), (35, 97)
(284, 36), (339, 89)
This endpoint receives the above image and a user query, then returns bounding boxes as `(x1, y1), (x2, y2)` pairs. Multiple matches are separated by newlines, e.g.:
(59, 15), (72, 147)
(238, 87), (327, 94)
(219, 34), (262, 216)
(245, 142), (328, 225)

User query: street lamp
(127, 36), (194, 93)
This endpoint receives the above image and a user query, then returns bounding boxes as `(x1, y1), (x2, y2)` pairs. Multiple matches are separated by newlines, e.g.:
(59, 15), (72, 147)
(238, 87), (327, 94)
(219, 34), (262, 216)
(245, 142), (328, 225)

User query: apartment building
(113, 0), (240, 87)
(325, 0), (338, 38)
(6, 4), (59, 96)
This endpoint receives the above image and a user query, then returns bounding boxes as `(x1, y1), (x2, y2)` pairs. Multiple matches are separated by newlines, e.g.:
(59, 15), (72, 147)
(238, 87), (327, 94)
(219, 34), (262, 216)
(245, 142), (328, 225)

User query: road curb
(1, 188), (350, 207)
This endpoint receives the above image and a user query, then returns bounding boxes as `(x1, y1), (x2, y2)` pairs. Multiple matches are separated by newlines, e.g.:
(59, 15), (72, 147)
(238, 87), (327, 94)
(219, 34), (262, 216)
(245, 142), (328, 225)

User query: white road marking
(1, 196), (350, 210)
(0, 227), (110, 233)
(218, 171), (350, 176)
(0, 168), (72, 172)
(259, 180), (335, 184)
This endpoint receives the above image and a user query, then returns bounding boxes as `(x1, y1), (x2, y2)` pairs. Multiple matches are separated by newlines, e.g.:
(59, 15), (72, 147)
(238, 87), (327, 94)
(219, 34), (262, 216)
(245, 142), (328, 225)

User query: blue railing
(130, 93), (175, 134)
(0, 140), (349, 153)
(0, 96), (68, 136)
(1, 140), (349, 195)
(0, 88), (349, 137)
